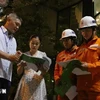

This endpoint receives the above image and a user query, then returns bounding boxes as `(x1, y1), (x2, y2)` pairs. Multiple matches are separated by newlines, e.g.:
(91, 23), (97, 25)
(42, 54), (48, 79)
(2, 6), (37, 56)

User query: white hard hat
(60, 29), (77, 40)
(79, 16), (97, 29)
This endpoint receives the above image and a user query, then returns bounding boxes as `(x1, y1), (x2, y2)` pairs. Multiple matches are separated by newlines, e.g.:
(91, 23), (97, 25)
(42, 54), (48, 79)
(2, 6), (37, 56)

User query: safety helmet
(79, 16), (97, 29)
(60, 29), (77, 40)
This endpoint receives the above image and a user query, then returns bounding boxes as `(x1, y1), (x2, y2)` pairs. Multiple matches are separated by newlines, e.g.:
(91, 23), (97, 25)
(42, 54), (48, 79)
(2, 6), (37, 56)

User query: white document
(72, 67), (91, 75)
(57, 60), (72, 68)
(65, 86), (78, 100)
(58, 60), (91, 75)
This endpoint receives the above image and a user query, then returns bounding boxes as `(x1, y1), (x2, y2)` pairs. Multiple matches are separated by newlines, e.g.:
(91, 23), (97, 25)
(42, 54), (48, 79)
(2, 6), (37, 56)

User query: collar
(83, 35), (98, 46)
(1, 26), (13, 39)
(65, 45), (78, 53)
(92, 35), (98, 41)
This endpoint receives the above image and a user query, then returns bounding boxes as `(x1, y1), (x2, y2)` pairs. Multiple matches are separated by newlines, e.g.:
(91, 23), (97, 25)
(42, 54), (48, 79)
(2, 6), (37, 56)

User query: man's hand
(8, 50), (22, 62)
(81, 62), (88, 68)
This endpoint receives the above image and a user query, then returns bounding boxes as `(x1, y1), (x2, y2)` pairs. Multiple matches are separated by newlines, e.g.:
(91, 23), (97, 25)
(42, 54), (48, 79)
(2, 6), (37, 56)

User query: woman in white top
(14, 34), (51, 100)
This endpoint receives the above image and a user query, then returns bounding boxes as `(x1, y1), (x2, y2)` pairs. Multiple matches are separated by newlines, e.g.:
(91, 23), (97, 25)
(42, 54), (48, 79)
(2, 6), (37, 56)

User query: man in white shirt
(0, 13), (22, 100)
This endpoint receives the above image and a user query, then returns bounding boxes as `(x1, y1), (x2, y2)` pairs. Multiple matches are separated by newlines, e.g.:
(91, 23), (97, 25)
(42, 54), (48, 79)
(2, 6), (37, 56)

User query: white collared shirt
(0, 26), (17, 81)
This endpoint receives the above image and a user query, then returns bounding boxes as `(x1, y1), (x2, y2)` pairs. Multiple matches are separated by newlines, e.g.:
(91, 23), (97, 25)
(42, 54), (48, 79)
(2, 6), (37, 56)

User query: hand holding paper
(17, 60), (27, 67)
(20, 53), (45, 64)
(54, 59), (91, 99)
(81, 62), (88, 67)
(20, 53), (51, 73)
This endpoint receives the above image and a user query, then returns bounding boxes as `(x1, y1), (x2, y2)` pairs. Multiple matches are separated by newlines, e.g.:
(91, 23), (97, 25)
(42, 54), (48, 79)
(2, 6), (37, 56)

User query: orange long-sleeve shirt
(54, 45), (78, 82)
(76, 35), (100, 92)
(54, 46), (78, 100)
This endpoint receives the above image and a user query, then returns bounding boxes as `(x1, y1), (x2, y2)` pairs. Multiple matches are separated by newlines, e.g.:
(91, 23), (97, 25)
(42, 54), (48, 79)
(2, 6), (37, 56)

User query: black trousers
(0, 78), (11, 100)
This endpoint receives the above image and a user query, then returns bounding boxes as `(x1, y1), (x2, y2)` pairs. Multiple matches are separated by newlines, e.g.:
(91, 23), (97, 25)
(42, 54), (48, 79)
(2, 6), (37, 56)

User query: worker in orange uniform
(76, 16), (100, 100)
(54, 29), (78, 100)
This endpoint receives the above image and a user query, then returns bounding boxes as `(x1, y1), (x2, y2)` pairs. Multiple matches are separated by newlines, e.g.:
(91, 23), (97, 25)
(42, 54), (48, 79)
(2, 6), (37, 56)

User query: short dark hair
(29, 34), (41, 42)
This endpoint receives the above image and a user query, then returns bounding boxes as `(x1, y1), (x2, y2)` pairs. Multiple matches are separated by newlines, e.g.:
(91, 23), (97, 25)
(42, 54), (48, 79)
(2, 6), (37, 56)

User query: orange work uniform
(54, 46), (78, 100)
(76, 36), (100, 100)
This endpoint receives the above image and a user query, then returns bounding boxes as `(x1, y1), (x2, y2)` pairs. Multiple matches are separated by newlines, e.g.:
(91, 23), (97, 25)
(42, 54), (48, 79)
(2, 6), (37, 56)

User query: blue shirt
(0, 26), (17, 81)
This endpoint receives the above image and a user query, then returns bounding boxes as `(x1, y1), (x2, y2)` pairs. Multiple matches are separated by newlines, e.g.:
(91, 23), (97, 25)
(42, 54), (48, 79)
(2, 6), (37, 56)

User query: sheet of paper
(57, 59), (73, 68)
(20, 53), (45, 64)
(72, 67), (91, 75)
(65, 86), (78, 100)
